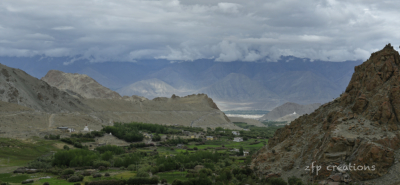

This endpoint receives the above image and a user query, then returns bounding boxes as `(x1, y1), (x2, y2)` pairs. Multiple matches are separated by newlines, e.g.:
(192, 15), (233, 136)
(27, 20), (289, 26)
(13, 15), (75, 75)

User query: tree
(238, 147), (244, 156)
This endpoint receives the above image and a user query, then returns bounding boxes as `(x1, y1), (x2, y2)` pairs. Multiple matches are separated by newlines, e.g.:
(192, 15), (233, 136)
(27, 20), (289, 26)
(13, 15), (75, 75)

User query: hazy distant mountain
(0, 56), (362, 110)
(259, 102), (321, 121)
(202, 73), (278, 102)
(117, 78), (183, 98)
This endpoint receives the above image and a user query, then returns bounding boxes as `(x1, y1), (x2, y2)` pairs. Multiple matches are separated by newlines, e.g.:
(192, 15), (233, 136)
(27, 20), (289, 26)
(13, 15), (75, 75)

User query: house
(232, 131), (240, 136)
(57, 127), (71, 133)
(177, 144), (184, 148)
(206, 136), (214, 140)
(243, 151), (249, 156)
(143, 133), (152, 139)
(233, 137), (243, 142)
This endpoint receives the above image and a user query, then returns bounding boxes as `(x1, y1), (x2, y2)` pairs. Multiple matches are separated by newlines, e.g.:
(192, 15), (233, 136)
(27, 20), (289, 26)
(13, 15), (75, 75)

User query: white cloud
(0, 0), (398, 62)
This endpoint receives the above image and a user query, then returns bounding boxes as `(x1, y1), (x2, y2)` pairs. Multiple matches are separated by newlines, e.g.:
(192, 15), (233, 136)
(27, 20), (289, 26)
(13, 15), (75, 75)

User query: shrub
(105, 173), (110, 177)
(74, 142), (83, 148)
(68, 175), (83, 182)
(288, 176), (303, 185)
(82, 171), (92, 176)
(88, 180), (124, 185)
(62, 169), (75, 175)
(172, 179), (183, 185)
(193, 147), (198, 150)
(93, 161), (111, 168)
(27, 159), (51, 169)
(96, 145), (124, 155)
(127, 164), (136, 171)
(136, 171), (149, 178)
(74, 183), (80, 185)
(161, 179), (167, 184)
(43, 182), (49, 185)
(126, 177), (158, 185)
(92, 173), (102, 178)
(63, 145), (70, 150)
(98, 166), (107, 171)
(85, 182), (89, 185)
(266, 177), (287, 185)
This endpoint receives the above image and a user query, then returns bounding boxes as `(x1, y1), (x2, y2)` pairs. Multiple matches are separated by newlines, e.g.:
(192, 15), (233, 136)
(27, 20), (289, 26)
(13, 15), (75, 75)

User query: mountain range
(0, 64), (239, 139)
(0, 56), (362, 110)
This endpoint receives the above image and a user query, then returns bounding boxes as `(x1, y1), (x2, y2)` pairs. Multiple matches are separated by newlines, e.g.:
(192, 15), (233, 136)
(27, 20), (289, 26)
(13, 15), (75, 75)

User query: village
(54, 123), (264, 158)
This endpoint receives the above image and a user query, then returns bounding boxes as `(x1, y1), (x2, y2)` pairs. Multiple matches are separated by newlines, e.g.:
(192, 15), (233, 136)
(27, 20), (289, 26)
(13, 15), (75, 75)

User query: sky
(0, 0), (399, 63)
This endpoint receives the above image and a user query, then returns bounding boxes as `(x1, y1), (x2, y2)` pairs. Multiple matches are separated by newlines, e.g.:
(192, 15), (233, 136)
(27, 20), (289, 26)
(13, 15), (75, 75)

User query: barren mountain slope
(0, 64), (87, 112)
(83, 94), (238, 129)
(252, 44), (400, 184)
(259, 102), (321, 121)
(0, 65), (239, 139)
(42, 70), (121, 99)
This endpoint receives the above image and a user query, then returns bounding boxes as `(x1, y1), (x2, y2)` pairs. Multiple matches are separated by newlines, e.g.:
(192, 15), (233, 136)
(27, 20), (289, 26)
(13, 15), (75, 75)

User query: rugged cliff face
(252, 44), (400, 184)
(259, 102), (321, 121)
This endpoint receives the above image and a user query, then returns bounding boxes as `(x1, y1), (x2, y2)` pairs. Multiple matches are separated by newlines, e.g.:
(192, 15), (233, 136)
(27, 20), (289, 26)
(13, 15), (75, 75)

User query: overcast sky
(0, 0), (399, 63)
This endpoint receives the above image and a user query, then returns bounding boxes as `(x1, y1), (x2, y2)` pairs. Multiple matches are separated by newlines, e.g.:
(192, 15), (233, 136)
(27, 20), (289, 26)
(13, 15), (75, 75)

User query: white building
(83, 126), (89, 132)
(232, 131), (240, 136)
(243, 151), (249, 156)
(233, 137), (243, 142)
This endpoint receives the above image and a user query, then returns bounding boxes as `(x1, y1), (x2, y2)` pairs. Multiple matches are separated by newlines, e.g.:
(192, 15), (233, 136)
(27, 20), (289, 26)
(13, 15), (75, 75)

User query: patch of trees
(44, 134), (60, 140)
(71, 131), (105, 139)
(102, 124), (144, 142)
(53, 149), (98, 167)
(156, 150), (223, 172)
(95, 145), (124, 155)
(161, 137), (188, 145)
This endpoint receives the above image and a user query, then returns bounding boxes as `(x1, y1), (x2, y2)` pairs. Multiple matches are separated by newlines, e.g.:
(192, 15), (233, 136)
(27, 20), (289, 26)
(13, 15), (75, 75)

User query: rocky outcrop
(0, 64), (87, 112)
(42, 70), (121, 99)
(252, 44), (400, 184)
(259, 102), (321, 121)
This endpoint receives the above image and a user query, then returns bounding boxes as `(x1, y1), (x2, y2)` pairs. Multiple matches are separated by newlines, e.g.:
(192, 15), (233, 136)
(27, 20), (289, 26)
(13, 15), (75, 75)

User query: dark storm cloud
(0, 0), (398, 62)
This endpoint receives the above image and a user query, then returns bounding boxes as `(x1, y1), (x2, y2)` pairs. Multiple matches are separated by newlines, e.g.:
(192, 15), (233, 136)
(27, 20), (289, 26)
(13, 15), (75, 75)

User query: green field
(0, 173), (30, 183)
(0, 137), (61, 168)
(157, 171), (188, 183)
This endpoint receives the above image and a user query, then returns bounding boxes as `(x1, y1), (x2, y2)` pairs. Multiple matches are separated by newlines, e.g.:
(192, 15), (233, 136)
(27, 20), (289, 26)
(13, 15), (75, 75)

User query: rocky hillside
(0, 65), (239, 139)
(251, 44), (400, 184)
(0, 64), (87, 112)
(42, 70), (121, 99)
(259, 102), (321, 121)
